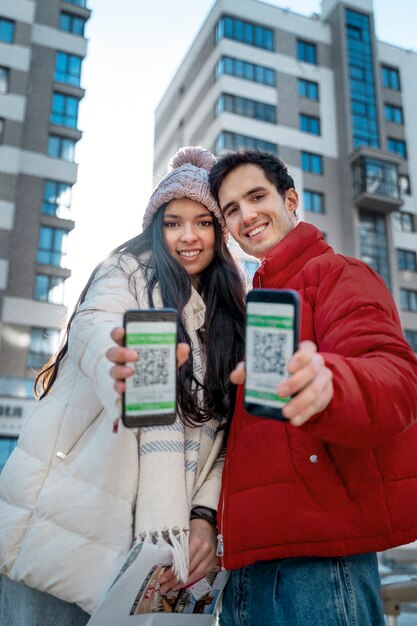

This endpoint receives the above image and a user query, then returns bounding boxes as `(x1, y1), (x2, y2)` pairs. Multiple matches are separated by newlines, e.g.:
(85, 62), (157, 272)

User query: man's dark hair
(209, 149), (296, 204)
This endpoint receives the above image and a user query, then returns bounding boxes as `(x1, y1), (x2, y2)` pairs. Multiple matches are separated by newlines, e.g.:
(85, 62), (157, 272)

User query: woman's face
(163, 198), (216, 286)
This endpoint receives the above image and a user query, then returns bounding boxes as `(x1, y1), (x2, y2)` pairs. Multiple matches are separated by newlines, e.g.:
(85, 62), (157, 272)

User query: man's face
(218, 164), (298, 259)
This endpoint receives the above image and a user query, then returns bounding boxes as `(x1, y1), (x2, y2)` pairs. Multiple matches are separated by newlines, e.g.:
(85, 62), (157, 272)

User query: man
(109, 150), (417, 625)
(206, 150), (417, 626)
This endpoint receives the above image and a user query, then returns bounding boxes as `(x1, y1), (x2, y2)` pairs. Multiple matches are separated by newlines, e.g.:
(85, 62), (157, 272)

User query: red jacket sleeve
(301, 258), (417, 448)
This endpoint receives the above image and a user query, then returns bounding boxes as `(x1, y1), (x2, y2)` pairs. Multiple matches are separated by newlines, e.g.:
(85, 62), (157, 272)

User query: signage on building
(0, 397), (36, 437)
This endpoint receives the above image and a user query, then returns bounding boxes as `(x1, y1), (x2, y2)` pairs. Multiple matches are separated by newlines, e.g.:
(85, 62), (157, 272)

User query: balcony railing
(351, 149), (403, 213)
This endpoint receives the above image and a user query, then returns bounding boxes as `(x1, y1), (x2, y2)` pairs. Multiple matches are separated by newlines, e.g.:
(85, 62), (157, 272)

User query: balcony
(351, 147), (403, 213)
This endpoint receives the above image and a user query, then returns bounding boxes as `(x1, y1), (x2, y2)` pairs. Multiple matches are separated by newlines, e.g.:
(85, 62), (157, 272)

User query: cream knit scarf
(133, 288), (221, 583)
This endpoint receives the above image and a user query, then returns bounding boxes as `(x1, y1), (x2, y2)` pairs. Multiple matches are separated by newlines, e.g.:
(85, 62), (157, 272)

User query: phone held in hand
(244, 289), (300, 421)
(122, 308), (178, 428)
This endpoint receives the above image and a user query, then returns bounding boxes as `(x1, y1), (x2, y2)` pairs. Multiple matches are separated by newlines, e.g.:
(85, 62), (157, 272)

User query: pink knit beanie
(142, 146), (227, 238)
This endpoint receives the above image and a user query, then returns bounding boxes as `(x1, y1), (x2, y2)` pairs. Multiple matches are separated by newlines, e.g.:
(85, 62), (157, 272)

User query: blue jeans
(0, 576), (90, 626)
(220, 553), (385, 626)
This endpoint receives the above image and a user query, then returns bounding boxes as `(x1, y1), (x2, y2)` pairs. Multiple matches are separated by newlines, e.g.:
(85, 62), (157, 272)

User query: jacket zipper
(216, 454), (229, 569)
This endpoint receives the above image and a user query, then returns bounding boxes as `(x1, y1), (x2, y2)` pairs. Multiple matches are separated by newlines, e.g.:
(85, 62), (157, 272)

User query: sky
(65, 0), (416, 310)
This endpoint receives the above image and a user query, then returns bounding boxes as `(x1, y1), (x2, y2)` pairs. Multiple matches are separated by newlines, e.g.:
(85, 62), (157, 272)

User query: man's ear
(285, 188), (299, 216)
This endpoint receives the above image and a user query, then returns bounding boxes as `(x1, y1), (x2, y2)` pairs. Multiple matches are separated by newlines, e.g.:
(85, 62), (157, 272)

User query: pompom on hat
(142, 146), (228, 238)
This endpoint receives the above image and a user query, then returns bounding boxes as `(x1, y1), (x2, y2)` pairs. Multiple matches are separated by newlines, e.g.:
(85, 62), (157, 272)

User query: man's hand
(107, 327), (190, 393)
(230, 340), (333, 427)
(158, 518), (218, 595)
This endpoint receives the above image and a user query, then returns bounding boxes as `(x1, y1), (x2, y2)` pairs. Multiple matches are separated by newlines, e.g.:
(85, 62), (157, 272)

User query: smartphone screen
(244, 290), (299, 420)
(123, 309), (177, 427)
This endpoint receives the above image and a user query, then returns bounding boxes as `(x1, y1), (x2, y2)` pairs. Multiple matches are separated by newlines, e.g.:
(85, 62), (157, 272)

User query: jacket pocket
(287, 429), (352, 511)
(52, 409), (104, 472)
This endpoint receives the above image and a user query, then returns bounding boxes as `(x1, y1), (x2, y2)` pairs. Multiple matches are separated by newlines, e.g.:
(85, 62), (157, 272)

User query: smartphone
(122, 308), (178, 428)
(244, 289), (300, 420)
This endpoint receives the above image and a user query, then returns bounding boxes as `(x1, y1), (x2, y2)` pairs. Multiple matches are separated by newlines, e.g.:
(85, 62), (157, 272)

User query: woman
(0, 147), (245, 625)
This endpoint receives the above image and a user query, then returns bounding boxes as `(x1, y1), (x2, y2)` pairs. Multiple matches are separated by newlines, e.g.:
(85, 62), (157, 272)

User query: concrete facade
(154, 0), (417, 353)
(0, 0), (91, 460)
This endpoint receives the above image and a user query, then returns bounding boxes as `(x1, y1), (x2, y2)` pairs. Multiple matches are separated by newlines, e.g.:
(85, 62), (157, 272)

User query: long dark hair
(35, 204), (246, 426)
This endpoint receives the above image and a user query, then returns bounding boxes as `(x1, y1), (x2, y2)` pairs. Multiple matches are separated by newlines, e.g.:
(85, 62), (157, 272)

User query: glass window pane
(0, 66), (9, 94)
(0, 18), (14, 43)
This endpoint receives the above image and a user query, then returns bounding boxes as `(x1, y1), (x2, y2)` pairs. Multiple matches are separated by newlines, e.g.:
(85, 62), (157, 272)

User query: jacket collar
(254, 222), (332, 288)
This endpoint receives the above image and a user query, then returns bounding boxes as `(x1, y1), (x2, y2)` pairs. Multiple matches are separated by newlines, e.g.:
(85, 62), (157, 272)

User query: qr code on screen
(252, 332), (287, 376)
(132, 347), (169, 387)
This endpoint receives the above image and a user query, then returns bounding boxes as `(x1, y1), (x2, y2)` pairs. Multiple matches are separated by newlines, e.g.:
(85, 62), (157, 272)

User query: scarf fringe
(142, 528), (190, 584)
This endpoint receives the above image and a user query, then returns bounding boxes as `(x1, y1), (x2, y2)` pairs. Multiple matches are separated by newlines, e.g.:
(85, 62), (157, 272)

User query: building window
(345, 9), (379, 149)
(42, 180), (72, 218)
(359, 211), (390, 288)
(34, 274), (65, 304)
(393, 211), (415, 233)
(401, 289), (417, 312)
(0, 438), (18, 473)
(304, 190), (325, 213)
(352, 157), (400, 201)
(397, 249), (417, 272)
(216, 94), (276, 123)
(405, 329), (417, 352)
(382, 65), (401, 91)
(54, 52), (82, 86)
(215, 16), (274, 51)
(0, 66), (9, 94)
(215, 56), (275, 87)
(388, 138), (407, 159)
(50, 93), (79, 128)
(298, 78), (319, 101)
(215, 131), (277, 154)
(301, 151), (323, 175)
(59, 12), (86, 36)
(36, 226), (69, 267)
(47, 135), (76, 162)
(297, 40), (317, 64)
(27, 328), (60, 370)
(0, 18), (14, 43)
(299, 114), (320, 135)
(384, 103), (404, 125)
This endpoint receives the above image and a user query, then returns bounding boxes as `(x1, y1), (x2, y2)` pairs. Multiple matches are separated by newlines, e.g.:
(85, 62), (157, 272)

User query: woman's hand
(158, 518), (218, 595)
(106, 327), (190, 393)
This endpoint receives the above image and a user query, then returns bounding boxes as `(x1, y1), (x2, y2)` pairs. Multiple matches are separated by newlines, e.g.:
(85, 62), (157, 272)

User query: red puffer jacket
(218, 223), (417, 571)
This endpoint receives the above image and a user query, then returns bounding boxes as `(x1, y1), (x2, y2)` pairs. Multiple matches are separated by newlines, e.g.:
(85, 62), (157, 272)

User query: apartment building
(154, 0), (417, 350)
(0, 0), (91, 468)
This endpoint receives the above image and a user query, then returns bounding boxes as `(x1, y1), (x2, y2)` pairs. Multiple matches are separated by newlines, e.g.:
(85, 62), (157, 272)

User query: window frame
(36, 225), (69, 267)
(27, 328), (60, 370)
(387, 137), (407, 159)
(42, 180), (72, 218)
(297, 39), (317, 65)
(54, 51), (82, 86)
(59, 11), (86, 36)
(0, 66), (9, 94)
(50, 92), (80, 128)
(384, 103), (404, 125)
(404, 329), (417, 352)
(303, 190), (325, 214)
(0, 18), (14, 44)
(397, 248), (417, 272)
(34, 274), (66, 304)
(298, 78), (319, 101)
(381, 65), (401, 91)
(47, 135), (76, 162)
(299, 113), (321, 135)
(301, 151), (323, 175)
(400, 288), (417, 312)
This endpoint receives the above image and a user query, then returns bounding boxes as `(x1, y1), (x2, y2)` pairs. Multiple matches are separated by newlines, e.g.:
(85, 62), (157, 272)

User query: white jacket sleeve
(191, 446), (225, 513)
(67, 255), (145, 423)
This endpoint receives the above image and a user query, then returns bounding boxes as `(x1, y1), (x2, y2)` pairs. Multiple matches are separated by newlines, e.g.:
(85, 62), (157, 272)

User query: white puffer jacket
(0, 254), (225, 614)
